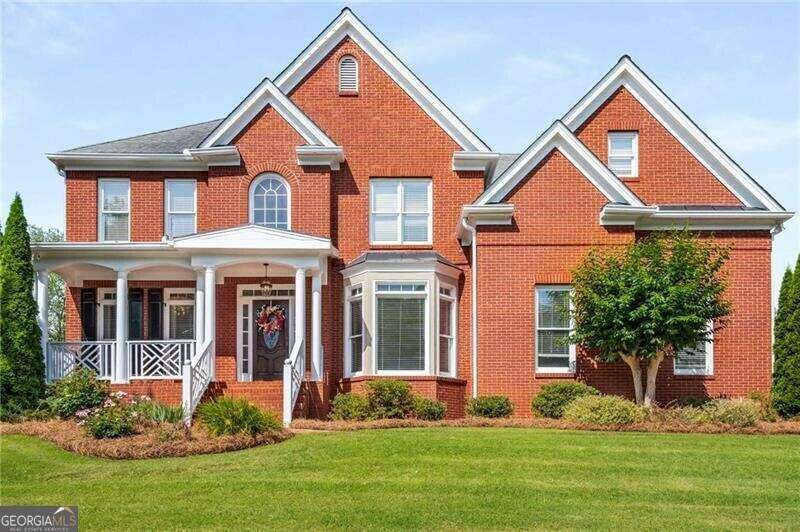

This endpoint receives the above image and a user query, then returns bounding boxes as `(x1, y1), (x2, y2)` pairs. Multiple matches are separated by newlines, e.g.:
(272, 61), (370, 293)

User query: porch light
(260, 263), (273, 297)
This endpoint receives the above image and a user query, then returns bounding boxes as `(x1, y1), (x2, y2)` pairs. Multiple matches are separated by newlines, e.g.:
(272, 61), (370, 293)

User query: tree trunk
(621, 354), (644, 405)
(644, 352), (666, 408)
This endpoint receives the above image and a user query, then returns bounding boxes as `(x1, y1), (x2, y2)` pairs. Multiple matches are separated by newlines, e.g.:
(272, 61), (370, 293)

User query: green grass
(2, 428), (799, 530)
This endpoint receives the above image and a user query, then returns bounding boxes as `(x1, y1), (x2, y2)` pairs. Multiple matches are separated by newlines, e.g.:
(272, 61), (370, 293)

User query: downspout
(461, 217), (479, 398)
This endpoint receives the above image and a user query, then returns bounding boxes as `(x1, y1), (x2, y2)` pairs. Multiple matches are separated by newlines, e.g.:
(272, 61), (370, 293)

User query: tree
(0, 194), (46, 412)
(570, 232), (731, 406)
(773, 255), (800, 417)
(28, 225), (66, 342)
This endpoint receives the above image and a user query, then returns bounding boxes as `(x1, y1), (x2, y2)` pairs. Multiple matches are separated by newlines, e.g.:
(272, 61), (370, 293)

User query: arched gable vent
(339, 55), (358, 92)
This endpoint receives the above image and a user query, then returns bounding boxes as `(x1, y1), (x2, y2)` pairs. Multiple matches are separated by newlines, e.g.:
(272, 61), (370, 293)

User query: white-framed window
(339, 55), (358, 92)
(250, 173), (290, 230)
(608, 131), (638, 178)
(98, 179), (130, 241)
(674, 326), (714, 376)
(370, 179), (432, 245)
(374, 281), (428, 373)
(535, 286), (575, 373)
(96, 288), (117, 340)
(165, 179), (196, 238)
(345, 284), (364, 376)
(438, 284), (456, 376)
(163, 289), (195, 340)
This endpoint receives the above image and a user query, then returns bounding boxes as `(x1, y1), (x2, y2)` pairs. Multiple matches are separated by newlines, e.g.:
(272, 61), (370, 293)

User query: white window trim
(163, 288), (196, 340)
(674, 326), (714, 376)
(373, 279), (430, 376)
(344, 284), (364, 377)
(248, 173), (292, 230)
(437, 282), (457, 377)
(164, 179), (197, 238)
(534, 285), (576, 374)
(98, 178), (131, 242)
(608, 131), (639, 178)
(96, 287), (117, 341)
(369, 179), (432, 245)
(235, 284), (295, 382)
(338, 55), (359, 92)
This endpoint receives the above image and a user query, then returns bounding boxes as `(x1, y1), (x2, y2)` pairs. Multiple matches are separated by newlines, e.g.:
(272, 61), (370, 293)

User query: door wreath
(256, 305), (286, 350)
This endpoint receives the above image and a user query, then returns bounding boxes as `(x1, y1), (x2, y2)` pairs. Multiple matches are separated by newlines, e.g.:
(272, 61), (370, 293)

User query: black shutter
(148, 288), (163, 340)
(80, 288), (97, 341)
(128, 289), (143, 340)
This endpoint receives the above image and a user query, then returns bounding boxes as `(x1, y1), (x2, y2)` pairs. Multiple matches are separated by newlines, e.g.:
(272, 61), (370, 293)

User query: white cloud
(504, 49), (590, 83)
(703, 114), (800, 153)
(4, 3), (87, 57)
(391, 26), (495, 65)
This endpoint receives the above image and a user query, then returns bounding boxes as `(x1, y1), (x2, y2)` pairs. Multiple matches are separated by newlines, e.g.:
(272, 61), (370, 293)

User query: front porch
(33, 225), (337, 425)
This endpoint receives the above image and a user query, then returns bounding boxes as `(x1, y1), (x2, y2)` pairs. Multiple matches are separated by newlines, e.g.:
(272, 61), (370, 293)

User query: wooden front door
(252, 299), (291, 380)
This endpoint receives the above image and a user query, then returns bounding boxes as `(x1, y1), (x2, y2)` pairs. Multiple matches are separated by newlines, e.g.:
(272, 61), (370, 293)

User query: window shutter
(81, 288), (97, 341)
(339, 56), (358, 92)
(148, 288), (163, 340)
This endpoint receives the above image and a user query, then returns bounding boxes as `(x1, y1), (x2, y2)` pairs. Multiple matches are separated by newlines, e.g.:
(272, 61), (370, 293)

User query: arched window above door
(249, 173), (290, 230)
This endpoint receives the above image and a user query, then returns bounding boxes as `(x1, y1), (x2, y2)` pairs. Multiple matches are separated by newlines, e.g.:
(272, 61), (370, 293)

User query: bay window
(370, 179), (431, 244)
(535, 286), (575, 373)
(99, 179), (130, 241)
(375, 282), (427, 372)
(438, 285), (455, 375)
(346, 284), (364, 374)
(165, 179), (196, 238)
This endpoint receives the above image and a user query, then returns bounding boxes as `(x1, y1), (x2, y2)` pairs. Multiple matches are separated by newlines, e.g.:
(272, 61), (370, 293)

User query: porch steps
(204, 380), (310, 419)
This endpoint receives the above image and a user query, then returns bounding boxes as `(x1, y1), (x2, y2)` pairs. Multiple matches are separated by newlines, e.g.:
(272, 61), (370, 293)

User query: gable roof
(61, 119), (222, 154)
(562, 55), (785, 212)
(199, 78), (337, 148)
(474, 121), (644, 207)
(270, 8), (490, 152)
(172, 224), (337, 254)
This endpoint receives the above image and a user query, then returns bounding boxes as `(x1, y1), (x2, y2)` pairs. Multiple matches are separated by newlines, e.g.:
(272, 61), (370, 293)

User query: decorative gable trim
(562, 55), (785, 212)
(474, 121), (644, 207)
(273, 8), (491, 152)
(172, 224), (337, 253)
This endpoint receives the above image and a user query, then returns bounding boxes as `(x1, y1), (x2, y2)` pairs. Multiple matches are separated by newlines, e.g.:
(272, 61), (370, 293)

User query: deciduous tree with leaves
(28, 225), (66, 342)
(569, 232), (731, 406)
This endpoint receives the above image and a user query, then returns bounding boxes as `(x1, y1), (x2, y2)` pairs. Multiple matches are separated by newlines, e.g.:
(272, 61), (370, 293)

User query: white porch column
(195, 269), (205, 347)
(36, 269), (49, 363)
(204, 266), (216, 378)
(114, 270), (128, 383)
(311, 272), (322, 381)
(295, 268), (306, 357)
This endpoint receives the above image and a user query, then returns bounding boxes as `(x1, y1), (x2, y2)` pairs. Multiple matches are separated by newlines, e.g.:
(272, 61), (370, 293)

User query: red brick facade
(58, 25), (778, 419)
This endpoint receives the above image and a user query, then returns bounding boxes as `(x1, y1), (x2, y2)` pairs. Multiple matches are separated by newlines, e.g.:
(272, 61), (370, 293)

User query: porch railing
(46, 341), (115, 382)
(128, 340), (195, 379)
(282, 338), (305, 426)
(182, 338), (214, 426)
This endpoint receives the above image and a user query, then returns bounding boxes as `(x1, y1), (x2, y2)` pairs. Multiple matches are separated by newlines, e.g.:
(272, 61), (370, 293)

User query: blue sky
(2, 2), (798, 304)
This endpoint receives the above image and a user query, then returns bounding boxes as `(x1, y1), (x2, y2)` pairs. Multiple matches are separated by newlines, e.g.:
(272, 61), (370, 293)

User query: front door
(252, 299), (291, 380)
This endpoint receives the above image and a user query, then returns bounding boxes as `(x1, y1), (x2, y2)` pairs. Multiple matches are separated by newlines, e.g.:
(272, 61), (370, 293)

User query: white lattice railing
(282, 338), (305, 426)
(182, 338), (214, 426)
(128, 340), (195, 379)
(46, 341), (115, 382)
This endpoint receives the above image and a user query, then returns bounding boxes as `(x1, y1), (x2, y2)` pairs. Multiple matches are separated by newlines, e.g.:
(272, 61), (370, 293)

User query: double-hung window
(346, 285), (364, 375)
(608, 132), (638, 178)
(674, 326), (714, 376)
(165, 179), (196, 238)
(535, 286), (575, 373)
(370, 179), (431, 244)
(438, 285), (456, 375)
(375, 282), (427, 372)
(163, 289), (195, 340)
(99, 179), (130, 241)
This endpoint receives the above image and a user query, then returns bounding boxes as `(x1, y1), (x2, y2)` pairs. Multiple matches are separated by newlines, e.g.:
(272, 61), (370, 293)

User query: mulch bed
(0, 420), (293, 459)
(291, 417), (800, 435)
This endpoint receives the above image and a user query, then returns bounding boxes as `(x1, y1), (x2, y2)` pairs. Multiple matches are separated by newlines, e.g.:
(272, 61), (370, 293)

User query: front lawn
(2, 428), (799, 530)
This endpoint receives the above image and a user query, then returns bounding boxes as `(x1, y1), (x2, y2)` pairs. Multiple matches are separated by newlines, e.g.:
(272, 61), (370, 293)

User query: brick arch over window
(248, 172), (291, 230)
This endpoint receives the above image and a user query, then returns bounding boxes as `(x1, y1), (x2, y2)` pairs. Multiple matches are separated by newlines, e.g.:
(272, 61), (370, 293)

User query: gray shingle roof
(488, 153), (520, 183)
(345, 251), (458, 269)
(63, 119), (223, 154)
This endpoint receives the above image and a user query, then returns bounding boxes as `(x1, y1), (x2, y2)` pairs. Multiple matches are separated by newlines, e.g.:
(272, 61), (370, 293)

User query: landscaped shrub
(329, 393), (371, 421)
(699, 399), (760, 428)
(747, 391), (778, 422)
(563, 395), (647, 425)
(47, 368), (109, 419)
(197, 397), (281, 436)
(675, 396), (713, 408)
(132, 397), (184, 425)
(80, 402), (135, 439)
(365, 380), (414, 419)
(531, 382), (600, 418)
(467, 395), (514, 418)
(411, 395), (447, 421)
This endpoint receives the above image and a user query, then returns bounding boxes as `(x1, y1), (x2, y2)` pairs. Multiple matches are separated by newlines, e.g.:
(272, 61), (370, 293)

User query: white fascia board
(296, 145), (345, 170)
(599, 204), (794, 230)
(341, 257), (461, 279)
(562, 56), (784, 212)
(184, 146), (241, 167)
(45, 152), (207, 172)
(171, 224), (335, 253)
(475, 121), (643, 207)
(452, 151), (500, 173)
(32, 242), (173, 253)
(273, 9), (490, 152)
(199, 78), (336, 148)
(598, 204), (659, 226)
(458, 204), (515, 243)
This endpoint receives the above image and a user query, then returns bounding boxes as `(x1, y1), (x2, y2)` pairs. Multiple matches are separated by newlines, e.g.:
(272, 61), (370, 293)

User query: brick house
(33, 8), (793, 424)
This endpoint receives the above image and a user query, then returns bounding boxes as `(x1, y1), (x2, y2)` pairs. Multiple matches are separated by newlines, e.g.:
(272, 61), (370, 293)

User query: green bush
(467, 395), (514, 418)
(365, 380), (414, 419)
(133, 398), (184, 424)
(197, 397), (281, 436)
(531, 382), (600, 418)
(747, 391), (778, 422)
(47, 368), (109, 419)
(700, 399), (760, 428)
(411, 395), (447, 421)
(563, 395), (647, 425)
(81, 404), (135, 439)
(329, 393), (370, 421)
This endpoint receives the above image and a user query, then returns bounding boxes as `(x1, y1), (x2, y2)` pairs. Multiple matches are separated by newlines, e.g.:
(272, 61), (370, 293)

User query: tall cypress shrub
(773, 256), (800, 418)
(0, 194), (45, 413)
